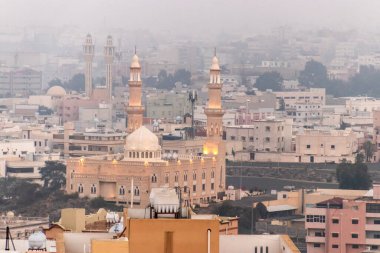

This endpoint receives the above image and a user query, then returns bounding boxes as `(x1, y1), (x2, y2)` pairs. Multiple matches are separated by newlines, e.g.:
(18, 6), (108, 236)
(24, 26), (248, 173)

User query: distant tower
(83, 34), (94, 97)
(203, 52), (226, 191)
(126, 51), (144, 133)
(104, 35), (115, 102)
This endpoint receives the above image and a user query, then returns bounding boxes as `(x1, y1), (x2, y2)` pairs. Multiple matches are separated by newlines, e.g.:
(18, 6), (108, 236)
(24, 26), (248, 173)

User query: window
(134, 187), (140, 196)
(265, 137), (270, 142)
(331, 145), (335, 149)
(165, 174), (169, 184)
(332, 219), (339, 224)
(265, 126), (270, 131)
(119, 186), (125, 195)
(202, 184), (205, 191)
(313, 244), (321, 248)
(193, 171), (196, 180)
(332, 245), (339, 249)
(174, 172), (179, 182)
(306, 215), (326, 223)
(90, 184), (96, 194)
(332, 233), (339, 238)
(78, 184), (84, 193)
(352, 245), (359, 249)
(306, 144), (311, 149)
(211, 183), (214, 190)
(211, 170), (215, 178)
(151, 174), (157, 183)
(249, 137), (254, 142)
(193, 185), (196, 192)
(230, 136), (235, 140)
(352, 234), (358, 238)
(184, 172), (188, 181)
(241, 136), (246, 141)
(352, 219), (359, 224)
(202, 171), (206, 179)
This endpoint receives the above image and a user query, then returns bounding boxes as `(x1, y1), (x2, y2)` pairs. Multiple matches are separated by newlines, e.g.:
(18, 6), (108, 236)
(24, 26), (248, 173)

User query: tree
(40, 161), (66, 190)
(363, 141), (375, 162)
(65, 73), (85, 92)
(48, 78), (63, 88)
(173, 69), (191, 86)
(278, 98), (285, 111)
(336, 159), (372, 190)
(255, 71), (283, 91)
(299, 60), (328, 88)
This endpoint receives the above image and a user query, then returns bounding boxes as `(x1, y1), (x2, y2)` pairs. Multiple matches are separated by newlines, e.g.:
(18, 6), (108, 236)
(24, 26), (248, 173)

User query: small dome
(210, 56), (220, 70)
(131, 54), (140, 68)
(109, 223), (124, 233)
(47, 86), (66, 97)
(125, 126), (161, 151)
(6, 211), (14, 218)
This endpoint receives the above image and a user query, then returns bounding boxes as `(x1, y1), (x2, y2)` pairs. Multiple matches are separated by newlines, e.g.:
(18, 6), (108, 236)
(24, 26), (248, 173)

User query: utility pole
(188, 90), (197, 139)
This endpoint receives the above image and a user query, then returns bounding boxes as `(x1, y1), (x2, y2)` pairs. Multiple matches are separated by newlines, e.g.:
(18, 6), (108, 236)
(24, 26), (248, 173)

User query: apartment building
(305, 183), (380, 253)
(225, 118), (293, 157)
(295, 129), (358, 163)
(0, 67), (42, 97)
(275, 88), (326, 110)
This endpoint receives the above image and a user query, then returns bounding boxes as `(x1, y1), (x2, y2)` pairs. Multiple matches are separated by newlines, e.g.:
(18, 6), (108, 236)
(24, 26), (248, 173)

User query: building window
(202, 171), (206, 179)
(331, 145), (335, 149)
(211, 170), (215, 178)
(90, 184), (96, 194)
(352, 234), (358, 238)
(119, 186), (125, 195)
(313, 244), (321, 248)
(184, 171), (188, 181)
(134, 186), (140, 196)
(374, 220), (380, 224)
(332, 219), (339, 224)
(193, 171), (196, 180)
(332, 245), (339, 249)
(306, 144), (311, 149)
(151, 174), (157, 183)
(78, 184), (84, 193)
(352, 219), (359, 224)
(265, 126), (270, 131)
(332, 233), (339, 238)
(306, 215), (326, 223)
(202, 183), (205, 191)
(174, 172), (179, 182)
(352, 245), (359, 249)
(241, 136), (246, 141)
(211, 183), (214, 190)
(165, 174), (169, 184)
(249, 137), (254, 142)
(193, 185), (196, 192)
(265, 137), (270, 142)
(230, 136), (235, 140)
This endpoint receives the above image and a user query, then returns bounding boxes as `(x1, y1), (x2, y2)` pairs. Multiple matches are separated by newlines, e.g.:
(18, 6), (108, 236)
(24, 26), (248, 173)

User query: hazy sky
(1, 0), (380, 36)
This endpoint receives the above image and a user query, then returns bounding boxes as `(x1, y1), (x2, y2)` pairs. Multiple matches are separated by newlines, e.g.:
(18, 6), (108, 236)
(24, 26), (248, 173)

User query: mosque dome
(125, 126), (161, 150)
(47, 86), (66, 97)
(124, 126), (161, 161)
(28, 231), (46, 250)
(210, 56), (220, 70)
(131, 54), (140, 68)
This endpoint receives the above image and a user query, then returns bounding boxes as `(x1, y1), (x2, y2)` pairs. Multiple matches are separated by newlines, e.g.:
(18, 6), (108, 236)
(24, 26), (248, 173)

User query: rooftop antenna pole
(134, 45), (136, 55)
(5, 226), (15, 251)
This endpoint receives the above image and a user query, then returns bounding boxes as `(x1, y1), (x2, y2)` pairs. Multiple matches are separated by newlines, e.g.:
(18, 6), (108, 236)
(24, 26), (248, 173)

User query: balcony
(306, 236), (325, 243)
(305, 222), (326, 229)
(366, 224), (380, 231)
(367, 212), (380, 218)
(366, 238), (380, 245)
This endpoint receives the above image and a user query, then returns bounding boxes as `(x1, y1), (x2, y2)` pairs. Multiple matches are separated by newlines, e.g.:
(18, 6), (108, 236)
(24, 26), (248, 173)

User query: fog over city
(2, 0), (380, 36)
(2, 1), (380, 253)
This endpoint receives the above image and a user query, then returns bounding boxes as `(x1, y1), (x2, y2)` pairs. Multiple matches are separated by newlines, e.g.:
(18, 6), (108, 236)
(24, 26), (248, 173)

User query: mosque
(66, 37), (226, 206)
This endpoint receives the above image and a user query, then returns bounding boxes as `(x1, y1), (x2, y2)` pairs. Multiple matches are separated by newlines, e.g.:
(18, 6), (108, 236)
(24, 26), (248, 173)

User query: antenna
(134, 45), (137, 55)
(5, 226), (16, 251)
(214, 47), (216, 56)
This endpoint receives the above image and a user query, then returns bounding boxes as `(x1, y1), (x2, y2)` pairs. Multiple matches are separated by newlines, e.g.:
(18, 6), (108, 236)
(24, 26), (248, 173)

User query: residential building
(0, 67), (42, 97)
(275, 88), (326, 110)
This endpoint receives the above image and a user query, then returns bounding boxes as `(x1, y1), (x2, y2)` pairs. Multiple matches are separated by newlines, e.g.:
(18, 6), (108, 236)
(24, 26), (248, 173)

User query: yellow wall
(92, 238), (129, 253)
(126, 218), (219, 253)
(61, 208), (85, 232)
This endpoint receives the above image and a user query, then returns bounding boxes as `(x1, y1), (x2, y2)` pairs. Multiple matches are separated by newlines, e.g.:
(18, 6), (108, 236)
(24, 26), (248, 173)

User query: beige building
(66, 55), (226, 206)
(275, 88), (325, 110)
(225, 118), (293, 158)
(52, 122), (126, 157)
(295, 129), (358, 163)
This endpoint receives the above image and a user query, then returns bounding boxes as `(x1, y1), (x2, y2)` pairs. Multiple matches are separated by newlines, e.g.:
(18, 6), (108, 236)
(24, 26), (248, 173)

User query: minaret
(126, 51), (144, 133)
(203, 53), (224, 156)
(83, 34), (94, 97)
(104, 35), (115, 102)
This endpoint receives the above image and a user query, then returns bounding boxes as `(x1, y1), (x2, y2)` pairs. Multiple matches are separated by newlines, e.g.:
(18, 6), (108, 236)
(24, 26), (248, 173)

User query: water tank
(28, 231), (46, 250)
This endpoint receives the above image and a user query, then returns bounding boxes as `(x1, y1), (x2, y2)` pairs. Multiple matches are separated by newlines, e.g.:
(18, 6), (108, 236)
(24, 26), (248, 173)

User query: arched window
(119, 186), (125, 195)
(151, 174), (157, 183)
(141, 152), (144, 158)
(165, 173), (169, 184)
(134, 186), (140, 196)
(90, 184), (96, 194)
(211, 170), (215, 178)
(202, 170), (206, 180)
(78, 184), (83, 193)
(193, 171), (197, 180)
(149, 152), (153, 158)
(184, 171), (188, 181)
(145, 151), (148, 158)
(174, 172), (179, 182)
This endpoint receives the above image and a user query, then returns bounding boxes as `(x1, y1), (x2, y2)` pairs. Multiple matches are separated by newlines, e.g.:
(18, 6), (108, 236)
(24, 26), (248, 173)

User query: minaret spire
(104, 35), (115, 103)
(126, 50), (144, 133)
(83, 34), (94, 97)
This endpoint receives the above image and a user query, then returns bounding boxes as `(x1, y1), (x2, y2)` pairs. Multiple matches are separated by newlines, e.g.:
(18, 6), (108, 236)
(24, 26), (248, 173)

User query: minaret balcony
(126, 106), (144, 114)
(204, 108), (224, 116)
(208, 83), (222, 89)
(128, 80), (142, 87)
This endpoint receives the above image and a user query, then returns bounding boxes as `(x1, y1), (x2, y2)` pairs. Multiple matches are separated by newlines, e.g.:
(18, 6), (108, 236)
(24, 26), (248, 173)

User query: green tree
(173, 69), (191, 85)
(255, 71), (283, 91)
(299, 60), (328, 88)
(65, 73), (85, 92)
(363, 141), (375, 162)
(336, 159), (372, 190)
(40, 161), (66, 190)
(48, 78), (63, 88)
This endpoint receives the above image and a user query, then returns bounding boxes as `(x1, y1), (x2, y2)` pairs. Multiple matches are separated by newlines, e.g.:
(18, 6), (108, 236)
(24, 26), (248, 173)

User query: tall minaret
(204, 52), (226, 191)
(126, 52), (144, 133)
(83, 34), (94, 97)
(104, 35), (115, 102)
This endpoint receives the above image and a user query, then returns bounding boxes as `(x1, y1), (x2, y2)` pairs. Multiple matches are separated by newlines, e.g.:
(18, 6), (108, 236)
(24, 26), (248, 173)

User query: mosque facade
(66, 52), (226, 206)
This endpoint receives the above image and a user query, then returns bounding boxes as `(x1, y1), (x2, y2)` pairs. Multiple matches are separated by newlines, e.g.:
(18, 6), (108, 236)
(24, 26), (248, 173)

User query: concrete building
(305, 183), (380, 253)
(275, 88), (326, 110)
(52, 122), (126, 157)
(146, 91), (192, 120)
(345, 97), (380, 117)
(225, 118), (293, 158)
(295, 129), (358, 163)
(374, 109), (380, 162)
(0, 67), (42, 97)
